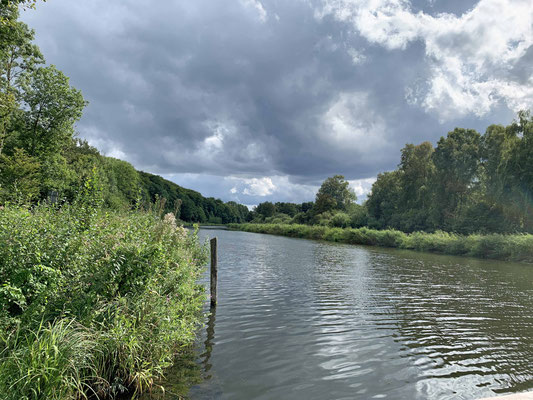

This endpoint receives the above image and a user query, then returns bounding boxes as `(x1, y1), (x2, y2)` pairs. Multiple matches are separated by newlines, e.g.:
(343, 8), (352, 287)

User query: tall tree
(502, 111), (533, 231)
(16, 65), (85, 158)
(431, 128), (481, 229)
(395, 141), (435, 230)
(0, 147), (39, 203)
(314, 175), (356, 214)
(366, 171), (402, 229)
(0, 8), (43, 155)
(255, 201), (275, 218)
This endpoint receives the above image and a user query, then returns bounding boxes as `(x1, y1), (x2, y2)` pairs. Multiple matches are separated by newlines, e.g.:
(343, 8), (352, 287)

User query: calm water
(181, 229), (533, 400)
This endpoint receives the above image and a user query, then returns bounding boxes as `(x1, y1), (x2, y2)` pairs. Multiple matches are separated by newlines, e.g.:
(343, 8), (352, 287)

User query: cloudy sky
(22, 0), (532, 205)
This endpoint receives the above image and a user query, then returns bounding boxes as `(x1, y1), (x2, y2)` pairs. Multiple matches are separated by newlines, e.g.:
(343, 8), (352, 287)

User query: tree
(16, 65), (85, 158)
(431, 128), (481, 229)
(255, 201), (275, 218)
(366, 171), (401, 229)
(104, 157), (140, 207)
(1, 0), (43, 13)
(0, 147), (40, 204)
(396, 141), (435, 231)
(399, 142), (434, 209)
(300, 201), (314, 213)
(275, 202), (298, 217)
(0, 8), (43, 155)
(501, 111), (533, 231)
(314, 175), (356, 213)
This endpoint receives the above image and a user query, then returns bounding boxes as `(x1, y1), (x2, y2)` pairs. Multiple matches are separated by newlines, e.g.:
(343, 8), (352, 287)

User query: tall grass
(0, 319), (98, 400)
(229, 223), (533, 263)
(0, 204), (208, 399)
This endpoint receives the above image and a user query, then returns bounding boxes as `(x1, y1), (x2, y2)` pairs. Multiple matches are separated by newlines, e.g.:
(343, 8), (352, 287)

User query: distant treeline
(139, 171), (249, 223)
(0, 6), (249, 224)
(249, 111), (533, 235)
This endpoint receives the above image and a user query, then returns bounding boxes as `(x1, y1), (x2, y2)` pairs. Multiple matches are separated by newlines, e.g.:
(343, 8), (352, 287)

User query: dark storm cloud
(21, 0), (530, 204)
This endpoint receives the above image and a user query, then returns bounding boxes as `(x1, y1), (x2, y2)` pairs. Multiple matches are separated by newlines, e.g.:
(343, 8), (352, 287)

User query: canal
(181, 228), (533, 399)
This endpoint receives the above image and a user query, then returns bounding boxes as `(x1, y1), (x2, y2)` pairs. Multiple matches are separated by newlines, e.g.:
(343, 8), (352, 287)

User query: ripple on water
(186, 229), (533, 400)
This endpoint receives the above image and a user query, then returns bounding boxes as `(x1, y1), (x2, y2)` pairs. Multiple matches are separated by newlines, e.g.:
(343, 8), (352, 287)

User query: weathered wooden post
(210, 237), (217, 307)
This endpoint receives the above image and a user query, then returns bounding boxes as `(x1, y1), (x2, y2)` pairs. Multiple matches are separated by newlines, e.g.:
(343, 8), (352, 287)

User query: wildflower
(163, 213), (177, 229)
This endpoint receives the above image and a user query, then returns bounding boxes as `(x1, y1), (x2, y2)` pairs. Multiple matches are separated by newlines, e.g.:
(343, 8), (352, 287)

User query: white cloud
(224, 175), (318, 202)
(348, 177), (376, 200)
(319, 0), (533, 120)
(203, 120), (233, 151)
(242, 177), (276, 196)
(203, 132), (223, 151)
(83, 126), (128, 160)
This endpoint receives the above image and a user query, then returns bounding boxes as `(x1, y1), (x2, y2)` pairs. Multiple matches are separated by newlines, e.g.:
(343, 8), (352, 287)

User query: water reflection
(369, 251), (533, 398)
(201, 306), (217, 376)
(184, 229), (533, 400)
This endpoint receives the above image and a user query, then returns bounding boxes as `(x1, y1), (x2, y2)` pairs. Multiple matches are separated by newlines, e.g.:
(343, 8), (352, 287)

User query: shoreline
(227, 223), (533, 264)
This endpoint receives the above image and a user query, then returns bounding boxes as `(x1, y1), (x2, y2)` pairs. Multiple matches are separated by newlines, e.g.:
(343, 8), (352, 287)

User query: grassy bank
(228, 223), (533, 263)
(0, 205), (208, 399)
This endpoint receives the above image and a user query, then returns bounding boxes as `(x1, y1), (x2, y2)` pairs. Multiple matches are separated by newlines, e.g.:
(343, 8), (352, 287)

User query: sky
(22, 0), (533, 206)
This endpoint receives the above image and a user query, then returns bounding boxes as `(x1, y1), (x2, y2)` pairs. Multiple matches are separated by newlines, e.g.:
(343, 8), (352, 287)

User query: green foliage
(0, 147), (40, 204)
(255, 201), (275, 218)
(264, 212), (292, 224)
(365, 171), (401, 229)
(0, 7), (43, 155)
(0, 319), (97, 400)
(0, 205), (208, 398)
(102, 157), (139, 209)
(140, 172), (250, 224)
(331, 212), (350, 228)
(16, 65), (85, 158)
(230, 223), (533, 263)
(365, 112), (533, 234)
(348, 203), (368, 228)
(274, 202), (299, 217)
(314, 175), (356, 213)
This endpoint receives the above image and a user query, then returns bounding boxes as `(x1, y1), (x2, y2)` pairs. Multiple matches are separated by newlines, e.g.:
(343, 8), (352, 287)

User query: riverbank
(0, 205), (208, 399)
(228, 223), (533, 263)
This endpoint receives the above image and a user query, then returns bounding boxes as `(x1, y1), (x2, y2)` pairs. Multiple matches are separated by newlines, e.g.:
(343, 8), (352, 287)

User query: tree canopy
(314, 175), (356, 213)
(365, 112), (533, 234)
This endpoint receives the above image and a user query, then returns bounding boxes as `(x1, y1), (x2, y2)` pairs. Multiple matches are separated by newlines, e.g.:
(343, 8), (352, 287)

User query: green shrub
(331, 212), (350, 228)
(229, 223), (533, 263)
(0, 205), (208, 399)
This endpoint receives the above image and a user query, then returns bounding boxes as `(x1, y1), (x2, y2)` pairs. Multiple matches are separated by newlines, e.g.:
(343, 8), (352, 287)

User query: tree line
(367, 112), (533, 234)
(0, 6), (249, 224)
(250, 111), (533, 235)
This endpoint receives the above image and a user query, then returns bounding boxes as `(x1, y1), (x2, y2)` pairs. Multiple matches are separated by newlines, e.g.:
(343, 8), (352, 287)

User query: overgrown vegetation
(0, 203), (208, 399)
(231, 223), (533, 263)
(0, 5), (249, 224)
(0, 6), (232, 398)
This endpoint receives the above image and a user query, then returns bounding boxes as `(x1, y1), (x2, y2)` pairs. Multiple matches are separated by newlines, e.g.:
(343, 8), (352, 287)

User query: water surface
(183, 229), (533, 400)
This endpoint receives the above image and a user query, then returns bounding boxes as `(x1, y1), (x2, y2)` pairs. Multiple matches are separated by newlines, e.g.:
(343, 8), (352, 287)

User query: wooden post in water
(210, 237), (218, 307)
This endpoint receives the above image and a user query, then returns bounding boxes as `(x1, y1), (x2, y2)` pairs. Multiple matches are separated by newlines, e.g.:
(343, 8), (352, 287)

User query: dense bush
(330, 212), (351, 228)
(0, 205), (208, 399)
(229, 223), (533, 263)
